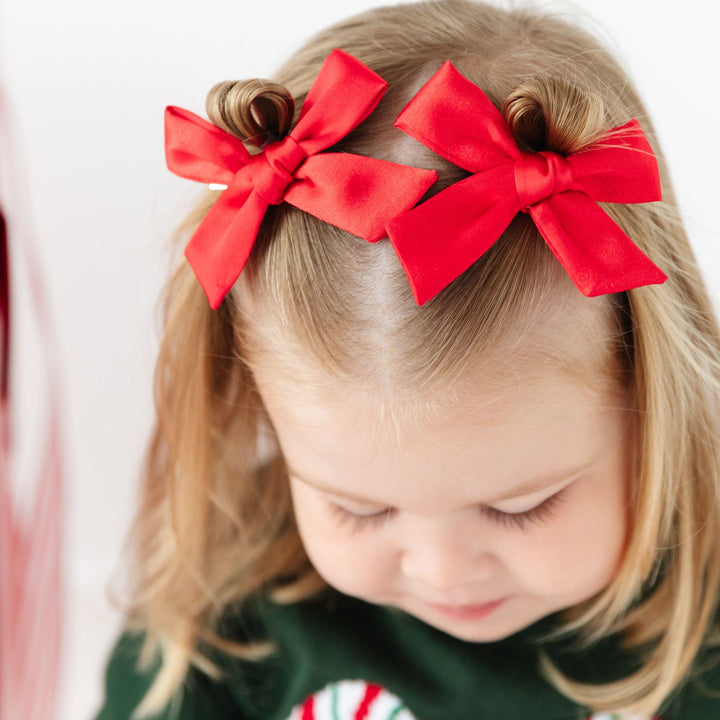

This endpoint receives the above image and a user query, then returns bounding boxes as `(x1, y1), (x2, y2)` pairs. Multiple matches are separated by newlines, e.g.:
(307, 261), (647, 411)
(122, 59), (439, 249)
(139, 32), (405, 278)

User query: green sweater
(95, 593), (720, 720)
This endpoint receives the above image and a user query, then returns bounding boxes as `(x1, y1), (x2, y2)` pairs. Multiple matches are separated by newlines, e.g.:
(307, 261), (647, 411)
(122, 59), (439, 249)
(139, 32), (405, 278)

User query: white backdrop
(0, 1), (717, 718)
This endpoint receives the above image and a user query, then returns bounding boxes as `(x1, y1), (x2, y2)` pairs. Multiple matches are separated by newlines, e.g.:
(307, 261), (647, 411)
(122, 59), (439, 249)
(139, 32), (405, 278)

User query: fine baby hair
(98, 1), (720, 719)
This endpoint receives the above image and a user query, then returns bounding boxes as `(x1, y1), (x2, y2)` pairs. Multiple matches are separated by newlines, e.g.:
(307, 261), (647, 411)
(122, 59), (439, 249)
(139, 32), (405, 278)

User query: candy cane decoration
(287, 680), (417, 720)
(283, 679), (660, 720)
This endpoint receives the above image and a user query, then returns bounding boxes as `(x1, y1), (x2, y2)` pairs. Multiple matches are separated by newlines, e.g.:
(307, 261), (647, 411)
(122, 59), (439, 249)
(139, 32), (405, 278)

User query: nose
(399, 518), (498, 591)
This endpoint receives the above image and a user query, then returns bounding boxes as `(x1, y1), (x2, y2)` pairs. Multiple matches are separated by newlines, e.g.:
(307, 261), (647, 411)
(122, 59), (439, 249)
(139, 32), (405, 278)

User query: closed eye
(328, 502), (397, 533)
(481, 488), (567, 531)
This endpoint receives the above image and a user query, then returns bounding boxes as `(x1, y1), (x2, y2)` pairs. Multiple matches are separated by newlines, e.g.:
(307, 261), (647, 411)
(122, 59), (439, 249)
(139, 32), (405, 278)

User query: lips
(426, 597), (507, 621)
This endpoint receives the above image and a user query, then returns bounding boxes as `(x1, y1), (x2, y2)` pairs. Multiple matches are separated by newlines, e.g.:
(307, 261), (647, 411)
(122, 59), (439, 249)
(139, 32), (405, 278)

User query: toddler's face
(255, 366), (630, 642)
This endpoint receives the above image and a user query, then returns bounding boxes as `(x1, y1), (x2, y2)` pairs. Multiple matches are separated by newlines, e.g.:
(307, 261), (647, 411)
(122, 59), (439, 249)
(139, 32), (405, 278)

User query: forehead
(255, 364), (628, 512)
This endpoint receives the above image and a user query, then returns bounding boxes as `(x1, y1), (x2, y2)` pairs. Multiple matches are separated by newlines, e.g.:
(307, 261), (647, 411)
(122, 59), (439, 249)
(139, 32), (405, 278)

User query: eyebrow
(287, 464), (590, 508)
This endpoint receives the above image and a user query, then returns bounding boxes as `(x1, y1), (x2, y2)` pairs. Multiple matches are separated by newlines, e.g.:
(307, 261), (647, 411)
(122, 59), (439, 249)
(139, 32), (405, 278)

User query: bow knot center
(515, 151), (573, 209)
(244, 136), (308, 206)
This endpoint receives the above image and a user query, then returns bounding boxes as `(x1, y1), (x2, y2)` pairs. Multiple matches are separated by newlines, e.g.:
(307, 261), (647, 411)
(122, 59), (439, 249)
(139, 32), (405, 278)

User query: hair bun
(206, 78), (295, 147)
(502, 76), (606, 155)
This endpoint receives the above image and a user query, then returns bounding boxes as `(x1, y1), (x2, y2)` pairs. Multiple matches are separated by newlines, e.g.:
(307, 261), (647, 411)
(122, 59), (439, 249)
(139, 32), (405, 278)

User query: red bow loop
(165, 49), (438, 309)
(564, 120), (662, 203)
(289, 49), (389, 155)
(395, 60), (519, 172)
(388, 62), (666, 305)
(165, 105), (251, 183)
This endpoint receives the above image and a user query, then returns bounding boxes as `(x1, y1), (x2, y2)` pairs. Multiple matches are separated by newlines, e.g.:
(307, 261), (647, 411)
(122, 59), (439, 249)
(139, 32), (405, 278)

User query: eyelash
(328, 504), (397, 533)
(328, 489), (567, 534)
(479, 490), (566, 531)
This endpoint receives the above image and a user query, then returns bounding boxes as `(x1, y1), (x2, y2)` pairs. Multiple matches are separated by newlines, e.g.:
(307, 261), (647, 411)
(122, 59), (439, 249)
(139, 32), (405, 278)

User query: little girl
(96, 1), (720, 718)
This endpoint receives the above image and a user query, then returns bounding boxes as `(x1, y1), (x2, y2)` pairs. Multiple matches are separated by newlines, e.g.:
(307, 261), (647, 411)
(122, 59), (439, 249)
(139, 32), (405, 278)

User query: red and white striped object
(287, 680), (417, 720)
(0, 91), (64, 720)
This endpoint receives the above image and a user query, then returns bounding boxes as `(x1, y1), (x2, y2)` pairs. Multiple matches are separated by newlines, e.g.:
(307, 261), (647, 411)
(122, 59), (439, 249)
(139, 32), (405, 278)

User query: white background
(0, 1), (717, 719)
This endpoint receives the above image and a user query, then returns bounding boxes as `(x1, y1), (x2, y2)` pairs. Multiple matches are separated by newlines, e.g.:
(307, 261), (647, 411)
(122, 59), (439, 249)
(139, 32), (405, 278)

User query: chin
(435, 618), (530, 643)
(401, 597), (556, 644)
(408, 611), (520, 643)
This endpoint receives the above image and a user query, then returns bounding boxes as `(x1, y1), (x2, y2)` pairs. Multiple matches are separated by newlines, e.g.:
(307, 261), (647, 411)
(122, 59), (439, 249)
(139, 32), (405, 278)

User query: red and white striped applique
(286, 680), (417, 720)
(285, 685), (662, 720)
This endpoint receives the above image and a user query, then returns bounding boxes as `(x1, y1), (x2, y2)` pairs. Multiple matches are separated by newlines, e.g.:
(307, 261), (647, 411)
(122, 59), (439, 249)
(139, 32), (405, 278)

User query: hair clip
(386, 61), (667, 305)
(165, 49), (437, 309)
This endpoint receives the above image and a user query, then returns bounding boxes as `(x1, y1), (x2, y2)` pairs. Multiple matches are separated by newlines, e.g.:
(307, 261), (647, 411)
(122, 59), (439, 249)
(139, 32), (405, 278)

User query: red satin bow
(386, 61), (667, 305)
(165, 49), (437, 308)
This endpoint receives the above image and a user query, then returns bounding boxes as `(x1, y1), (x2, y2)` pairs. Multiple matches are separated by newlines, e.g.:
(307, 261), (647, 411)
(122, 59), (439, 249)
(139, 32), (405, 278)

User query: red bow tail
(388, 166), (519, 305)
(184, 189), (266, 308)
(530, 193), (667, 296)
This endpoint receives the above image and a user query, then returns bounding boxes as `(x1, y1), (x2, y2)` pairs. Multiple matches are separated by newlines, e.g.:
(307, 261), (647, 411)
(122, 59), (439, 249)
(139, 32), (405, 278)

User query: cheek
(290, 484), (397, 598)
(505, 475), (627, 596)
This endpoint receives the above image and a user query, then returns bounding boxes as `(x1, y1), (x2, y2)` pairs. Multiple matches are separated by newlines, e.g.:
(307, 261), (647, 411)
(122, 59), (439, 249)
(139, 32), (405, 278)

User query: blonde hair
(125, 1), (720, 716)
